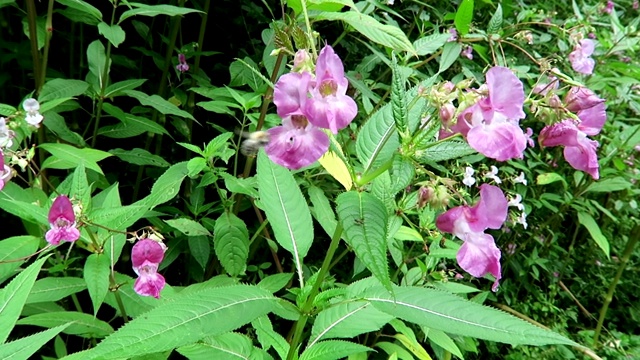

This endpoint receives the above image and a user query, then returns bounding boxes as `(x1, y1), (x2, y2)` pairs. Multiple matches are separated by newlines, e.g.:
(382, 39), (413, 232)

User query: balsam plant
(0, 0), (638, 359)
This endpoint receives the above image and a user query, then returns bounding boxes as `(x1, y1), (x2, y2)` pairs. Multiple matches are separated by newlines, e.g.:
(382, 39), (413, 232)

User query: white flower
(515, 212), (528, 229)
(23, 98), (43, 127)
(513, 171), (527, 185)
(485, 165), (502, 184)
(0, 117), (14, 148)
(462, 166), (476, 187)
(508, 194), (525, 211)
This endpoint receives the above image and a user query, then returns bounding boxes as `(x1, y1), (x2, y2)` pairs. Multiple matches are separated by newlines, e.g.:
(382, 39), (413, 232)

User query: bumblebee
(237, 130), (270, 156)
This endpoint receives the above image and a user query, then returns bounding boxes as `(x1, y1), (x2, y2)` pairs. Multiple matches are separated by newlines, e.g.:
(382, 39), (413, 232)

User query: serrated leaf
(318, 150), (353, 190)
(39, 143), (111, 175)
(356, 106), (398, 175)
(257, 151), (313, 286)
(16, 311), (113, 338)
(391, 54), (408, 134)
(140, 161), (189, 208)
(26, 277), (87, 304)
(314, 11), (415, 53)
(536, 172), (567, 187)
(390, 156), (415, 194)
(0, 256), (48, 344)
(413, 33), (452, 56)
(0, 183), (49, 225)
(109, 148), (169, 167)
(220, 173), (259, 198)
(454, 0), (474, 36)
(43, 112), (86, 147)
(97, 22), (125, 47)
(365, 286), (579, 347)
(300, 340), (372, 360)
(308, 186), (339, 240)
(118, 3), (203, 24)
(84, 254), (111, 315)
(0, 103), (17, 116)
(0, 236), (40, 285)
(104, 79), (147, 97)
(123, 90), (194, 120)
(214, 213), (249, 277)
(252, 315), (289, 359)
(414, 140), (476, 163)
(165, 218), (211, 236)
(39, 79), (90, 103)
(577, 212), (609, 257)
(438, 42), (462, 73)
(487, 4), (503, 34)
(188, 236), (211, 270)
(71, 163), (91, 212)
(425, 328), (463, 359)
(0, 323), (71, 360)
(103, 273), (159, 318)
(309, 300), (393, 345)
(177, 332), (255, 359)
(257, 273), (293, 293)
(336, 191), (391, 292)
(75, 285), (277, 359)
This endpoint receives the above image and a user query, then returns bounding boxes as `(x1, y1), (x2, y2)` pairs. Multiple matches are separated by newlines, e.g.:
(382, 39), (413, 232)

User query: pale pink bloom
(565, 87), (605, 114)
(569, 39), (596, 75)
(23, 98), (43, 127)
(461, 46), (473, 59)
(436, 184), (508, 291)
(176, 54), (189, 73)
(45, 195), (80, 245)
(273, 72), (312, 118)
(265, 115), (329, 170)
(132, 239), (167, 298)
(0, 150), (11, 191)
(448, 28), (458, 42)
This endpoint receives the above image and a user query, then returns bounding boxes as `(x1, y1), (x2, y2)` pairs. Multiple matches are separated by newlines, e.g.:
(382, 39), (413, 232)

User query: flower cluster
(265, 45), (357, 169)
(539, 87), (606, 179)
(45, 195), (80, 245)
(132, 239), (167, 298)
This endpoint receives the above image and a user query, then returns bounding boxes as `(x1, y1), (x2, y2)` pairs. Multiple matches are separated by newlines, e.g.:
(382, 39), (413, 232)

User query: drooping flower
(45, 195), (80, 245)
(445, 67), (528, 161)
(569, 39), (596, 75)
(0, 117), (14, 149)
(264, 115), (329, 170)
(132, 239), (167, 298)
(436, 184), (508, 291)
(0, 150), (11, 191)
(304, 45), (358, 134)
(176, 54), (189, 73)
(23, 98), (43, 127)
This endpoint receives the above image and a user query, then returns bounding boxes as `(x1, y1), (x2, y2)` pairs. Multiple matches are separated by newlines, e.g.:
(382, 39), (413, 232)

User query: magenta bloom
(176, 54), (189, 73)
(436, 184), (508, 291)
(45, 195), (80, 245)
(569, 39), (595, 75)
(446, 67), (528, 161)
(0, 150), (11, 191)
(265, 115), (329, 170)
(132, 239), (167, 298)
(603, 0), (614, 14)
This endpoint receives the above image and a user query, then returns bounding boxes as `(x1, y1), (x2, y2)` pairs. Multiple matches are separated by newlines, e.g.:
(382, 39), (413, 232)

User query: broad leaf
(39, 143), (111, 175)
(39, 79), (90, 103)
(454, 0), (474, 36)
(97, 22), (125, 47)
(487, 4), (503, 34)
(252, 315), (289, 359)
(123, 90), (195, 120)
(56, 0), (102, 22)
(109, 148), (170, 167)
(214, 213), (250, 277)
(0, 183), (49, 225)
(104, 79), (147, 97)
(413, 33), (452, 56)
(414, 139), (476, 163)
(438, 42), (462, 73)
(165, 218), (211, 237)
(0, 236), (40, 285)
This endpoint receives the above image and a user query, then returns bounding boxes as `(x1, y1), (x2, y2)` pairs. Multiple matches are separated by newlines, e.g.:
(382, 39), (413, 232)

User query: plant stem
(285, 223), (343, 360)
(592, 224), (640, 347)
(90, 5), (116, 148)
(25, 0), (42, 92)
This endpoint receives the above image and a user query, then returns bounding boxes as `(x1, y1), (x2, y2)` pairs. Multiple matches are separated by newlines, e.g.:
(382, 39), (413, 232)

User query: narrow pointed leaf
(308, 186), (339, 240)
(26, 277), (87, 304)
(123, 90), (194, 120)
(391, 54), (408, 134)
(118, 4), (203, 23)
(300, 340), (372, 360)
(84, 254), (111, 315)
(16, 311), (113, 338)
(214, 212), (250, 276)
(39, 79), (90, 103)
(177, 332), (254, 359)
(252, 315), (290, 359)
(487, 4), (503, 34)
(577, 212), (609, 257)
(0, 323), (71, 360)
(71, 164), (91, 212)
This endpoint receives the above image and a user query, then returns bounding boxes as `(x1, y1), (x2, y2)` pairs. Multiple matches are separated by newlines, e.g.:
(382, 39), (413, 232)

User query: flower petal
(273, 72), (311, 118)
(48, 195), (75, 224)
(539, 120), (581, 148)
(264, 118), (330, 170)
(304, 93), (357, 134)
(134, 272), (166, 298)
(563, 135), (600, 180)
(467, 121), (527, 161)
(485, 67), (526, 120)
(577, 102), (607, 136)
(132, 239), (165, 268)
(470, 184), (508, 231)
(456, 232), (502, 291)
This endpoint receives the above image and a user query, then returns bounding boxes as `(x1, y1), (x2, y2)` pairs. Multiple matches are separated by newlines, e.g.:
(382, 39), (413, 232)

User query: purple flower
(569, 39), (595, 75)
(446, 67), (528, 161)
(436, 184), (508, 291)
(23, 98), (43, 127)
(461, 46), (473, 60)
(0, 150), (11, 191)
(45, 195), (80, 245)
(447, 28), (458, 42)
(132, 239), (167, 298)
(539, 120), (601, 179)
(265, 115), (329, 170)
(176, 53), (189, 73)
(603, 0), (614, 14)
(304, 45), (358, 134)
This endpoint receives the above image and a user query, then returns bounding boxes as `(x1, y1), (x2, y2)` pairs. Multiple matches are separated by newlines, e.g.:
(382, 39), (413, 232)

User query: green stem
(355, 157), (393, 186)
(39, 0), (55, 92)
(593, 224), (640, 347)
(25, 0), (42, 92)
(300, 0), (317, 58)
(285, 223), (344, 360)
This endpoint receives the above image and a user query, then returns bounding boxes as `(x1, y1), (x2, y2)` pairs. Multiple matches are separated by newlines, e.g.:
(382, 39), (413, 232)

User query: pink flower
(265, 115), (329, 170)
(273, 72), (312, 118)
(447, 28), (458, 42)
(45, 195), (80, 245)
(0, 150), (11, 191)
(569, 39), (595, 75)
(176, 54), (189, 73)
(304, 45), (358, 134)
(461, 46), (473, 59)
(634, 0), (639, 10)
(602, 0), (614, 14)
(132, 239), (167, 298)
(445, 67), (528, 161)
(436, 184), (508, 291)
(539, 120), (600, 179)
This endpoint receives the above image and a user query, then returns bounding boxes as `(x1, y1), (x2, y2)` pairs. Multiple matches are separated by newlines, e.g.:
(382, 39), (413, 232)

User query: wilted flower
(23, 98), (43, 127)
(0, 150), (11, 191)
(292, 49), (313, 72)
(569, 39), (595, 75)
(176, 53), (189, 73)
(462, 166), (476, 187)
(439, 103), (455, 123)
(45, 195), (80, 245)
(132, 239), (167, 298)
(436, 184), (508, 291)
(417, 186), (434, 208)
(0, 117), (14, 149)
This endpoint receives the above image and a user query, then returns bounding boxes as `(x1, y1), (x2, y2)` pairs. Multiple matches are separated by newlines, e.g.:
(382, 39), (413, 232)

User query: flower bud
(417, 186), (434, 208)
(439, 103), (455, 123)
(292, 49), (313, 72)
(564, 87), (604, 112)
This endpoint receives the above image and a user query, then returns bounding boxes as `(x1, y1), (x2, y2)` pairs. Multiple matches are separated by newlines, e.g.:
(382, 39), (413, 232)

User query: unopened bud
(417, 186), (434, 208)
(439, 103), (455, 123)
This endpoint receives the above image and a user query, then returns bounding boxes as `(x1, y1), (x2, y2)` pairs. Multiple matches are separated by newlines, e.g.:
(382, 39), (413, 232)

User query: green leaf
(123, 90), (195, 120)
(0, 323), (71, 360)
(356, 105), (398, 175)
(365, 286), (579, 347)
(577, 212), (609, 257)
(414, 139), (476, 163)
(336, 191), (391, 292)
(252, 315), (290, 359)
(71, 163), (91, 212)
(97, 22), (125, 47)
(300, 340), (372, 360)
(43, 112), (86, 147)
(413, 33), (452, 56)
(536, 172), (567, 187)
(0, 103), (17, 116)
(0, 236), (40, 285)
(188, 236), (210, 270)
(0, 256), (48, 344)
(40, 143), (111, 175)
(438, 42), (462, 73)
(16, 312), (114, 338)
(308, 186), (339, 240)
(390, 156), (415, 194)
(104, 79), (147, 97)
(103, 273), (159, 318)
(56, 0), (102, 22)
(0, 183), (49, 225)
(140, 161), (189, 209)
(314, 11), (415, 53)
(26, 277), (87, 304)
(118, 3), (203, 24)
(425, 328), (463, 359)
(257, 273), (294, 293)
(584, 177), (632, 193)
(84, 254), (111, 316)
(177, 332), (255, 359)
(87, 40), (109, 88)
(39, 79), (90, 103)
(214, 213), (249, 277)
(220, 173), (259, 198)
(109, 148), (170, 167)
(257, 151), (313, 286)
(76, 285), (276, 359)
(454, 0), (474, 36)
(309, 300), (393, 345)
(486, 4), (503, 34)
(165, 218), (211, 236)
(391, 54), (408, 134)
